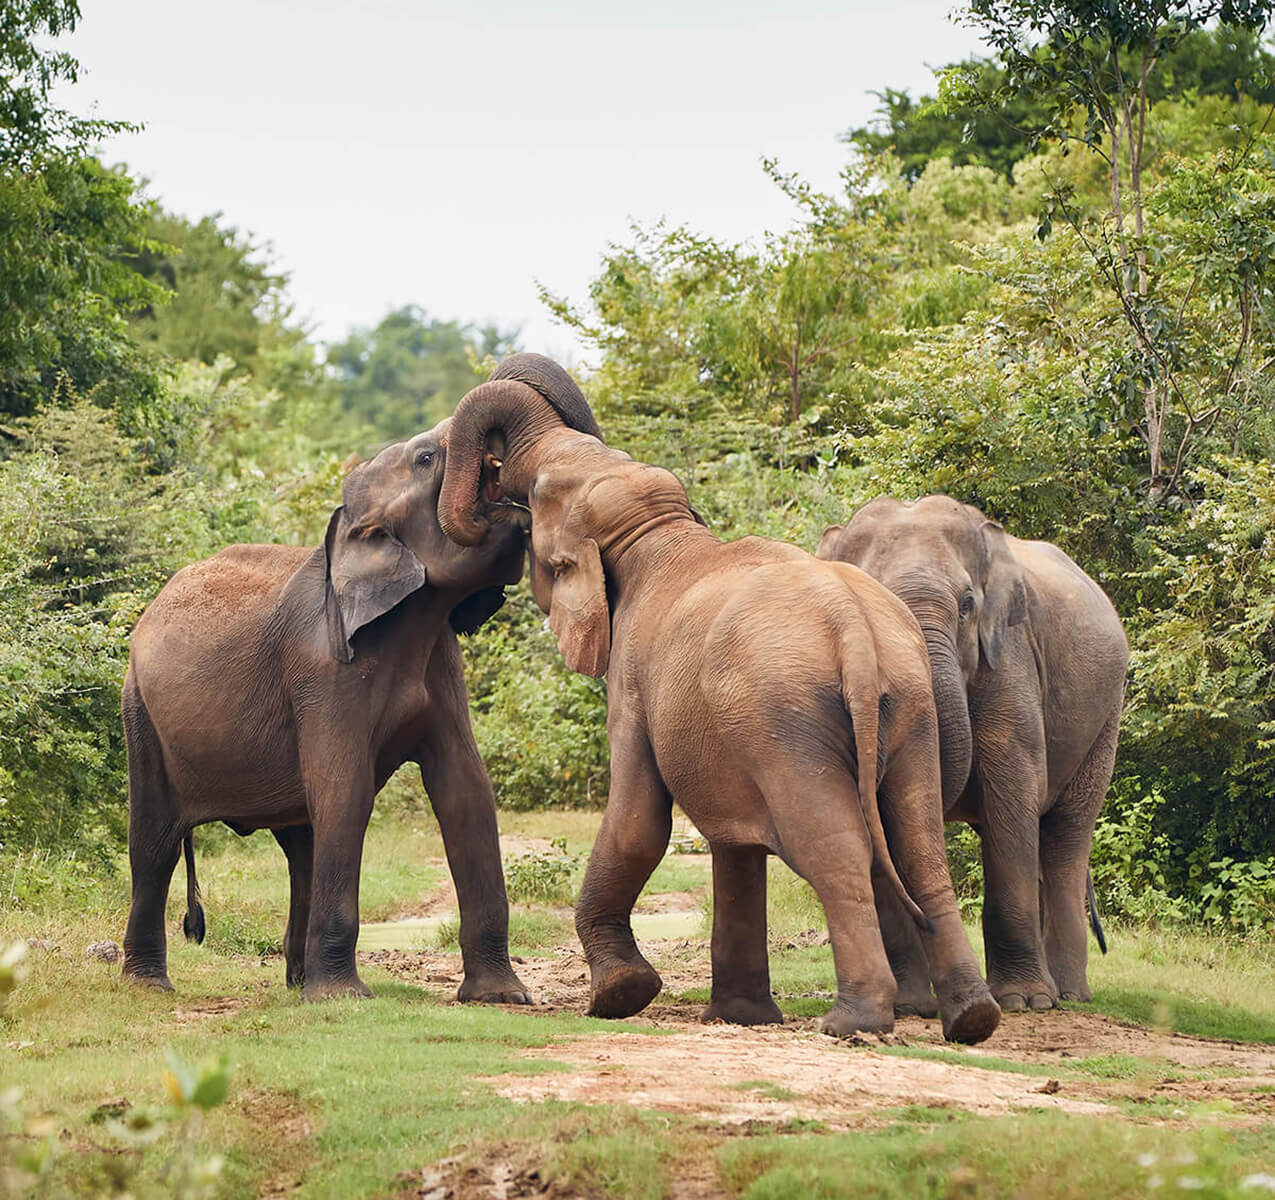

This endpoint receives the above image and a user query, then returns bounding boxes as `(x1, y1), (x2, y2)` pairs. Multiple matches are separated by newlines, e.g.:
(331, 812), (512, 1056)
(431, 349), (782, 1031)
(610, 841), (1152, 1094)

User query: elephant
(121, 418), (541, 1002)
(435, 354), (1001, 1044)
(818, 496), (1129, 1013)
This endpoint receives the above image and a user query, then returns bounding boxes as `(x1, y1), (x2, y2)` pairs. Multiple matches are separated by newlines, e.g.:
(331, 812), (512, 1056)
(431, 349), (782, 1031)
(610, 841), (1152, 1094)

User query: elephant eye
(414, 447), (436, 468)
(959, 592), (976, 619)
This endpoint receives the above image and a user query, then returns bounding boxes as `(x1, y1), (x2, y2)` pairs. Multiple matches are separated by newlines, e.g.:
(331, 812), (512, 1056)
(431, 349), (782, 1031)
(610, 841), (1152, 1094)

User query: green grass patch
(729, 1080), (800, 1101)
(718, 1112), (1275, 1200)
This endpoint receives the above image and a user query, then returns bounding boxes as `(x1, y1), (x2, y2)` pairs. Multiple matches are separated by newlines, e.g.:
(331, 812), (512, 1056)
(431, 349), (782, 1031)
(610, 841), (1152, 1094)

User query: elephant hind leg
(121, 677), (183, 990)
(765, 768), (897, 1039)
(702, 844), (782, 1027)
(1042, 709), (1121, 1003)
(273, 825), (314, 988)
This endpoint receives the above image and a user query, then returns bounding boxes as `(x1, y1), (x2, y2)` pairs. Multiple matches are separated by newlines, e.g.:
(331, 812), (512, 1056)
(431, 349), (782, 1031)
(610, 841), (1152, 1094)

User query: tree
(943, 0), (1275, 495)
(0, 1), (164, 420)
(846, 26), (1275, 182)
(326, 306), (517, 440)
(124, 204), (302, 376)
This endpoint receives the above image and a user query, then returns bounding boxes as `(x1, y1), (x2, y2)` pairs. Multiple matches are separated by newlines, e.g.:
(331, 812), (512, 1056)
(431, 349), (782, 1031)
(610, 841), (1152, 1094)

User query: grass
(717, 1112), (1275, 1200)
(6, 810), (1275, 1197)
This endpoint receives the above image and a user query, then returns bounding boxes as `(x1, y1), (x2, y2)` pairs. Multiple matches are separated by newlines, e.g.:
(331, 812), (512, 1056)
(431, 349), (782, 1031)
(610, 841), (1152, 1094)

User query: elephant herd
(120, 354), (1128, 1046)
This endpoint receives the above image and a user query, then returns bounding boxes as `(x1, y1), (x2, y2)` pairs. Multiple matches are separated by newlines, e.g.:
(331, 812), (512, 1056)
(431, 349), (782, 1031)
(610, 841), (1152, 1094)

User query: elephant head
(439, 356), (695, 677)
(818, 496), (1028, 808)
(320, 417), (528, 662)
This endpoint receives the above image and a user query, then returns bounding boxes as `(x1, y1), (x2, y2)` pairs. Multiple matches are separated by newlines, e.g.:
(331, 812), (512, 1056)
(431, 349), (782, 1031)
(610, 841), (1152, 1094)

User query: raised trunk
(438, 381), (565, 545)
(925, 634), (973, 814)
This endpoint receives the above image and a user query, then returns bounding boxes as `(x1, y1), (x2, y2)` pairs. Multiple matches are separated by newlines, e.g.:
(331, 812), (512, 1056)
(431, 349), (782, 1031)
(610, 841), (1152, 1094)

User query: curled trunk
(439, 358), (603, 546)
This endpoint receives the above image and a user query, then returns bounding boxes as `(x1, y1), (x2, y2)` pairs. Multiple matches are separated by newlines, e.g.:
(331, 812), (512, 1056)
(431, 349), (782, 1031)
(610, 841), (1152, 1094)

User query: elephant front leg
(273, 825), (314, 989)
(702, 844), (782, 1026)
(575, 728), (671, 1019)
(418, 724), (529, 1005)
(980, 812), (1058, 1012)
(299, 767), (374, 1001)
(1040, 708), (1120, 1003)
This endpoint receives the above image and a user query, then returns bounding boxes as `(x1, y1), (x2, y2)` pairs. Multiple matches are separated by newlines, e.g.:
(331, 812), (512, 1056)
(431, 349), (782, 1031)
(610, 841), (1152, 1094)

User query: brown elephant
(121, 418), (553, 1002)
(435, 354), (1000, 1044)
(818, 497), (1128, 1013)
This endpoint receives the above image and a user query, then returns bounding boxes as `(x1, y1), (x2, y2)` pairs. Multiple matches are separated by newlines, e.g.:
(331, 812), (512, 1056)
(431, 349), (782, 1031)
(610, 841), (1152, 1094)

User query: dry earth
(363, 938), (1275, 1131)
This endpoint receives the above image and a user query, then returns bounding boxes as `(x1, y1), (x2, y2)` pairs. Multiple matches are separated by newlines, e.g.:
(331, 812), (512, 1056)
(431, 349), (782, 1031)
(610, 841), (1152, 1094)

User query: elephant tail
(1086, 869), (1107, 955)
(182, 832), (206, 944)
(839, 626), (933, 936)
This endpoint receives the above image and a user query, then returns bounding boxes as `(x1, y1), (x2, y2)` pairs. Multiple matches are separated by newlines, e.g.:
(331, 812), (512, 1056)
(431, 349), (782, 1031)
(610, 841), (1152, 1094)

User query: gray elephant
(122, 419), (539, 1002)
(818, 496), (1128, 1012)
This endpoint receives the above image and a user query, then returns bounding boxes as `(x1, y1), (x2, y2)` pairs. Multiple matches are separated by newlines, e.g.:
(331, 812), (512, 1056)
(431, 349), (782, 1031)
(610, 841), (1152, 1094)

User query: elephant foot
(587, 961), (662, 1019)
(701, 994), (783, 1026)
(940, 989), (1001, 1045)
(895, 998), (940, 1019)
(818, 999), (895, 1040)
(301, 975), (373, 1002)
(893, 983), (939, 1020)
(996, 990), (1055, 1013)
(285, 967), (304, 989)
(1059, 988), (1091, 1004)
(458, 968), (533, 1006)
(124, 969), (174, 992)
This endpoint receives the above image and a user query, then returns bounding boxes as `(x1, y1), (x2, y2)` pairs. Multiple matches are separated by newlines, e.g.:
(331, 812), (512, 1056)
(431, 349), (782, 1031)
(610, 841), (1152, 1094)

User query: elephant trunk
(439, 357), (603, 547)
(925, 632), (973, 813)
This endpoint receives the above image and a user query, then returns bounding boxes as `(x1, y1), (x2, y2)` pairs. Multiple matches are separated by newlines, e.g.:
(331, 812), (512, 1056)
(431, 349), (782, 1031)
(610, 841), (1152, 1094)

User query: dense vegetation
(2, 1), (1273, 935)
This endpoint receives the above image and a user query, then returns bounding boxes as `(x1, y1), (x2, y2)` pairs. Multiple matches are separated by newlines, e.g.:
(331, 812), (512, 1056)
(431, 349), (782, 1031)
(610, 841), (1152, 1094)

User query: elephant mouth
(480, 453), (531, 532)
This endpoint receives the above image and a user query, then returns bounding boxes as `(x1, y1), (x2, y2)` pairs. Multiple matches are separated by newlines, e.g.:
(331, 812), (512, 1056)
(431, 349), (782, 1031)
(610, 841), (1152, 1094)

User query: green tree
(0, 0), (164, 420)
(326, 306), (516, 439)
(124, 204), (305, 379)
(944, 0), (1275, 494)
(846, 26), (1275, 182)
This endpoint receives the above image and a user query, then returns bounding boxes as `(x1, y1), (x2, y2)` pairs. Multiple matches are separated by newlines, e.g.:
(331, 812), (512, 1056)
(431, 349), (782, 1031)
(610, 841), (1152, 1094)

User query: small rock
(84, 941), (121, 963)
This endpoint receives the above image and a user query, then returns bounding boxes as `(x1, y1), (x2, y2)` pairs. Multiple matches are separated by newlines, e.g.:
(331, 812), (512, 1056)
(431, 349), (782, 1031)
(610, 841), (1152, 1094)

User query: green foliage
(503, 837), (580, 905)
(464, 586), (609, 811)
(326, 305), (516, 439)
(124, 202), (314, 392)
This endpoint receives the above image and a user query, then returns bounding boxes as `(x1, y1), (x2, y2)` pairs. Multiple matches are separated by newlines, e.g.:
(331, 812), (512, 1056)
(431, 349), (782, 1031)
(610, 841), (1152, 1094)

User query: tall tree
(326, 307), (517, 439)
(943, 0), (1275, 494)
(0, 0), (163, 420)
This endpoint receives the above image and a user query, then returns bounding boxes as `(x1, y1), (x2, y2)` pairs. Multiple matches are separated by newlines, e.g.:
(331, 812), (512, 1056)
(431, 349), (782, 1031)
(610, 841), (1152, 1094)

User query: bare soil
(365, 938), (1275, 1131)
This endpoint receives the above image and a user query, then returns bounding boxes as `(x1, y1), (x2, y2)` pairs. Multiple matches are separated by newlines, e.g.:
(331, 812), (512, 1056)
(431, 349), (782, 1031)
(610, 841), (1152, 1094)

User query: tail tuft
(182, 832), (206, 945)
(183, 903), (206, 944)
(1086, 869), (1107, 955)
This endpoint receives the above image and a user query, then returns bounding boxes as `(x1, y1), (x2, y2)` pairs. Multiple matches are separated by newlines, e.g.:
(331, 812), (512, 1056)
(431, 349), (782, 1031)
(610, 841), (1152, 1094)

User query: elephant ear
(548, 536), (610, 677)
(323, 506), (427, 663)
(448, 586), (506, 636)
(977, 520), (1028, 671)
(816, 524), (844, 560)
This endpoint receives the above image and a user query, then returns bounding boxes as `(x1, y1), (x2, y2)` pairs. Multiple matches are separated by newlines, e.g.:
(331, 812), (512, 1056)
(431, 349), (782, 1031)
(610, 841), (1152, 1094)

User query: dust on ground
(364, 936), (1275, 1132)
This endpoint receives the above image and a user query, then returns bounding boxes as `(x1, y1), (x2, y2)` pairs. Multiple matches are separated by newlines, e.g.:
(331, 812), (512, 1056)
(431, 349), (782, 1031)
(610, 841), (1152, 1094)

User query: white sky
(59, 1), (983, 364)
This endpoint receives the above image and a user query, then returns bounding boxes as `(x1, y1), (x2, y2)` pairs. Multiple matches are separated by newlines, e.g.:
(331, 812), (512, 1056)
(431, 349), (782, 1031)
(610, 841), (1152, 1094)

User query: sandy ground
(362, 937), (1275, 1133)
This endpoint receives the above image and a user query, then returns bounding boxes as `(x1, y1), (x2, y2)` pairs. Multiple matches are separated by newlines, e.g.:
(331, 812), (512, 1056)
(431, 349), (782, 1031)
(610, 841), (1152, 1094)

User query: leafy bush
(503, 838), (580, 905)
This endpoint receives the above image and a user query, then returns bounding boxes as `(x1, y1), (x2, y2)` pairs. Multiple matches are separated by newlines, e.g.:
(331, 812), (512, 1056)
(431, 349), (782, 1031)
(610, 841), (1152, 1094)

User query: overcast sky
(59, 1), (983, 364)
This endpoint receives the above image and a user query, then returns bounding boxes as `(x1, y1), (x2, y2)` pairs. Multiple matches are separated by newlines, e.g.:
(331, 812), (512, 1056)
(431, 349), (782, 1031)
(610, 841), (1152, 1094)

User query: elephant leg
(273, 825), (314, 989)
(121, 680), (182, 991)
(979, 798), (1057, 1013)
(702, 844), (782, 1026)
(877, 740), (1000, 1044)
(874, 864), (937, 1019)
(575, 725), (671, 1019)
(767, 769), (898, 1039)
(299, 756), (375, 1001)
(1041, 709), (1120, 1003)
(417, 673), (529, 1004)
